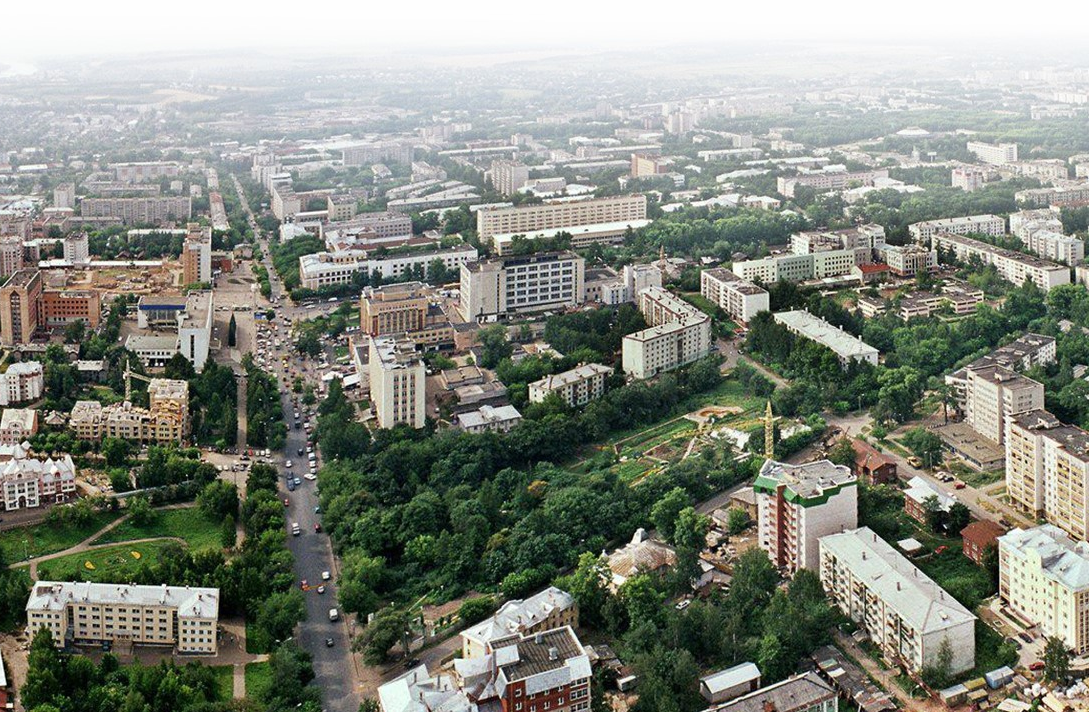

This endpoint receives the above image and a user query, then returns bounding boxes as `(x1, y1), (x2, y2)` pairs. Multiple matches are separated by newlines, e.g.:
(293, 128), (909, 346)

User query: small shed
(985, 666), (1015, 690)
(897, 537), (924, 555)
(699, 662), (762, 704)
(939, 684), (969, 706)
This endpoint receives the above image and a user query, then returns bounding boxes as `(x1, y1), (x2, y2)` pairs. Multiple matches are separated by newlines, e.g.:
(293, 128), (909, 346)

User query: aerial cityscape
(2, 7), (1089, 712)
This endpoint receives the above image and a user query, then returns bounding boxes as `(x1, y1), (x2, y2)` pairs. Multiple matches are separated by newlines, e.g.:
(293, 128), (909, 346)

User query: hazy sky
(3, 0), (1085, 60)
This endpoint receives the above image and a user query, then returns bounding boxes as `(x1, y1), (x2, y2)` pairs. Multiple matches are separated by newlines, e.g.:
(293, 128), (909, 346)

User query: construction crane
(123, 358), (154, 403)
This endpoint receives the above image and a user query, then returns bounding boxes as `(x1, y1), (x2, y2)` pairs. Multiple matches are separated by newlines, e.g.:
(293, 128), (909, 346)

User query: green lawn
(949, 462), (1004, 488)
(0, 511), (121, 561)
(36, 540), (178, 583)
(614, 458), (656, 484)
(92, 507), (222, 551)
(211, 665), (235, 701)
(245, 661), (272, 699)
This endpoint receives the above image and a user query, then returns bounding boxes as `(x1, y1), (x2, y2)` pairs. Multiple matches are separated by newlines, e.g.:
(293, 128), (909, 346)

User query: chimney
(535, 633), (543, 644)
(896, 582), (901, 591)
(549, 647), (558, 661)
(763, 702), (777, 712)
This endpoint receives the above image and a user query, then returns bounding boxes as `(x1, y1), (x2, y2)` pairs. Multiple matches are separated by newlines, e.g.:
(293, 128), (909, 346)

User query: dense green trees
(245, 355), (286, 449)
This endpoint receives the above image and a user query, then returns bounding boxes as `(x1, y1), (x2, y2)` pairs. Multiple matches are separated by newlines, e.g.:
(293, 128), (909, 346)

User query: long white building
(459, 251), (585, 321)
(967, 141), (1018, 165)
(0, 361), (44, 406)
(773, 311), (878, 368)
(931, 233), (1070, 292)
(1009, 208), (1085, 265)
(299, 244), (479, 291)
(908, 215), (1006, 245)
(528, 363), (612, 407)
(622, 288), (711, 379)
(700, 268), (769, 323)
(819, 527), (976, 676)
(998, 525), (1089, 655)
(476, 194), (647, 241)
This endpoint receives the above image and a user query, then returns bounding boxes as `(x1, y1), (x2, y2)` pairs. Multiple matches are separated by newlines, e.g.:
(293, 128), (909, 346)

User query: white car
(285, 460), (293, 468)
(304, 473), (317, 481)
(321, 570), (331, 581)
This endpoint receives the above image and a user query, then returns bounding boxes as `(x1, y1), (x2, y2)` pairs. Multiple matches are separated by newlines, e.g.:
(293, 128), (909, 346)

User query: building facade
(528, 363), (612, 407)
(700, 268), (769, 323)
(622, 287), (711, 380)
(0, 361), (44, 406)
(459, 251), (586, 321)
(931, 233), (1070, 292)
(967, 141), (1018, 165)
(476, 195), (647, 241)
(773, 311), (879, 368)
(964, 366), (1045, 445)
(0, 269), (42, 346)
(80, 197), (192, 225)
(181, 224), (212, 285)
(908, 215), (1006, 245)
(0, 444), (75, 511)
(368, 335), (426, 429)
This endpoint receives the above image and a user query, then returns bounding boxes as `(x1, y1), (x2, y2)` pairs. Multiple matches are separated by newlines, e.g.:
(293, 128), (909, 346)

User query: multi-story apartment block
(1016, 183), (1089, 208)
(0, 236), (25, 278)
(0, 268), (42, 346)
(80, 197), (192, 225)
(908, 215), (1006, 245)
(967, 141), (1018, 165)
(340, 141), (414, 166)
(790, 225), (886, 254)
(700, 673), (837, 712)
(181, 224), (212, 285)
(111, 161), (181, 183)
(0, 408), (37, 445)
(368, 335), (426, 429)
(773, 311), (879, 368)
(70, 378), (189, 445)
(897, 284), (982, 320)
(0, 362), (44, 406)
(1009, 208), (1085, 264)
(27, 581), (218, 654)
(931, 233), (1070, 292)
(819, 527), (976, 676)
(622, 288), (712, 379)
(53, 182), (76, 209)
(330, 211), (412, 242)
(270, 184), (301, 221)
(476, 195), (647, 241)
(754, 459), (857, 574)
(455, 405), (523, 434)
(998, 525), (1089, 655)
(461, 586), (578, 659)
(459, 251), (585, 321)
(945, 333), (1056, 407)
(528, 363), (612, 407)
(361, 282), (429, 335)
(326, 195), (358, 223)
(776, 169), (889, 198)
(299, 245), (478, 291)
(879, 244), (937, 277)
(951, 166), (986, 192)
(0, 444), (75, 511)
(964, 366), (1045, 446)
(491, 218), (650, 255)
(62, 233), (89, 264)
(487, 160), (532, 195)
(1006, 410), (1089, 541)
(630, 153), (671, 178)
(700, 268), (769, 323)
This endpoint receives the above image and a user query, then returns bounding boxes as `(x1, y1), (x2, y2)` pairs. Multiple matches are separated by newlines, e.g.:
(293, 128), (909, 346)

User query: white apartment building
(299, 245), (479, 291)
(700, 268), (769, 323)
(528, 363), (612, 407)
(931, 233), (1070, 292)
(0, 444), (75, 511)
(487, 161), (532, 195)
(998, 525), (1089, 655)
(967, 141), (1018, 165)
(732, 249), (867, 285)
(773, 311), (878, 368)
(1006, 409), (1089, 541)
(776, 169), (889, 198)
(461, 586), (578, 659)
(459, 251), (585, 321)
(952, 166), (986, 192)
(622, 316), (711, 380)
(1017, 184), (1089, 208)
(62, 233), (89, 264)
(908, 215), (1006, 245)
(1009, 208), (1085, 264)
(946, 333), (1056, 407)
(879, 244), (936, 277)
(368, 335), (426, 429)
(964, 366), (1045, 445)
(0, 361), (44, 406)
(754, 459), (857, 574)
(476, 194), (647, 241)
(455, 405), (523, 434)
(491, 219), (650, 255)
(27, 581), (219, 654)
(819, 528), (976, 676)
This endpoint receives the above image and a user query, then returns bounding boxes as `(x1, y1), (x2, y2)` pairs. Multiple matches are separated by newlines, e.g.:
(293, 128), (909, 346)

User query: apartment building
(967, 141), (1018, 165)
(111, 161), (181, 183)
(53, 182), (76, 209)
(528, 363), (612, 407)
(299, 245), (478, 291)
(630, 153), (671, 178)
(622, 288), (712, 379)
(487, 160), (532, 194)
(0, 268), (42, 346)
(476, 195), (647, 241)
(931, 233), (1070, 292)
(326, 195), (358, 222)
(700, 268), (769, 323)
(331, 211), (412, 242)
(879, 244), (936, 277)
(1016, 183), (1089, 207)
(270, 184), (301, 221)
(1009, 208), (1084, 264)
(62, 233), (89, 264)
(999, 525), (1089, 655)
(455, 405), (523, 434)
(1006, 410), (1089, 541)
(369, 335), (426, 429)
(773, 311), (879, 368)
(0, 236), (24, 278)
(963, 366), (1045, 445)
(80, 197), (192, 225)
(492, 219), (650, 255)
(340, 141), (414, 166)
(459, 251), (585, 321)
(70, 378), (189, 444)
(952, 166), (986, 192)
(0, 408), (37, 445)
(0, 362), (44, 406)
(819, 528), (976, 676)
(0, 444), (75, 511)
(181, 224), (212, 285)
(776, 169), (889, 198)
(908, 214), (1006, 245)
(461, 586), (578, 659)
(700, 673), (837, 712)
(946, 333), (1056, 407)
(27, 581), (218, 654)
(754, 459), (857, 574)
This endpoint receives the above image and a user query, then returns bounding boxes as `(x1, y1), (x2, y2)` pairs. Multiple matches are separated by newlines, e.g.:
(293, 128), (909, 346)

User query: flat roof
(138, 294), (188, 309)
(28, 581), (218, 619)
(125, 334), (180, 351)
(1009, 409), (1089, 460)
(529, 363), (612, 391)
(774, 310), (878, 360)
(934, 232), (1067, 270)
(491, 219), (651, 244)
(755, 459), (855, 500)
(999, 524), (1089, 590)
(701, 662), (761, 693)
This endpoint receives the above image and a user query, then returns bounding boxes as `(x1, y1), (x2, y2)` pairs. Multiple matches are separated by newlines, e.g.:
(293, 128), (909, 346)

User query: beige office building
(361, 282), (429, 335)
(459, 251), (585, 321)
(476, 195), (647, 241)
(528, 363), (612, 407)
(999, 525), (1089, 655)
(622, 288), (711, 380)
(487, 160), (531, 195)
(27, 581), (218, 654)
(964, 366), (1044, 445)
(368, 335), (426, 429)
(181, 224), (212, 285)
(1006, 410), (1089, 541)
(699, 267), (769, 323)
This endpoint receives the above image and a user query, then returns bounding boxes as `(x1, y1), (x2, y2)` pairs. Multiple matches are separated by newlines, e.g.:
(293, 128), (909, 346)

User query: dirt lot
(1, 630), (31, 709)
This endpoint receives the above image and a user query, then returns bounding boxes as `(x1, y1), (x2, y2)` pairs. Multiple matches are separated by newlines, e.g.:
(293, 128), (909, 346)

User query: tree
(827, 438), (856, 468)
(922, 495), (945, 533)
(556, 552), (612, 629)
(651, 488), (689, 544)
(198, 480), (239, 520)
(228, 314), (237, 347)
(357, 608), (411, 665)
(902, 427), (943, 468)
(101, 437), (131, 468)
(458, 596), (495, 625)
(1043, 636), (1071, 684)
(946, 503), (971, 535)
(256, 589), (306, 645)
(126, 495), (154, 527)
(63, 320), (85, 344)
(360, 700), (380, 712)
(727, 507), (752, 534)
(477, 324), (512, 368)
(220, 514), (237, 549)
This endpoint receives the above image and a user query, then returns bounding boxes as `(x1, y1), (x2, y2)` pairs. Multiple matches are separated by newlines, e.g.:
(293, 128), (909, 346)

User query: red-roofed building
(961, 520), (1005, 566)
(853, 262), (890, 284)
(851, 440), (897, 485)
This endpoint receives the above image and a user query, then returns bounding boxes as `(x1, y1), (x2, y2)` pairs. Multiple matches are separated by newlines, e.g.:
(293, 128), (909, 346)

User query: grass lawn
(36, 540), (178, 582)
(92, 507), (222, 551)
(949, 462), (1004, 488)
(211, 665), (235, 701)
(0, 511), (121, 561)
(245, 661), (272, 699)
(614, 458), (656, 484)
(879, 438), (911, 457)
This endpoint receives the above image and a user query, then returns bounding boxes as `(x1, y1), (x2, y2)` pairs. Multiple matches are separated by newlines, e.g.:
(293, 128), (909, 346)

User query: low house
(700, 662), (762, 704)
(961, 520), (1005, 566)
(607, 528), (676, 589)
(851, 440), (897, 485)
(700, 672), (837, 712)
(903, 476), (955, 524)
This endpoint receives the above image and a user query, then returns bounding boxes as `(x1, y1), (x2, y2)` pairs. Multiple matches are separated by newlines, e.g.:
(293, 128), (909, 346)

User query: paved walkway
(834, 631), (942, 712)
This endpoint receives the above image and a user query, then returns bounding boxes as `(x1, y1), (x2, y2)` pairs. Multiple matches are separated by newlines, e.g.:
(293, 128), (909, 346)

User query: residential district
(4, 40), (1089, 712)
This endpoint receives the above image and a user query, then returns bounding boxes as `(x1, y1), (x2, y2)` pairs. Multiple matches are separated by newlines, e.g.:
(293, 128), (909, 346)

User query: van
(328, 608), (339, 621)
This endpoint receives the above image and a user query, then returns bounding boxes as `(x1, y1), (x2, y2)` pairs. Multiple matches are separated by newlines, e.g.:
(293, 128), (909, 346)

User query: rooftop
(462, 586), (575, 646)
(138, 294), (188, 310)
(1, 268), (39, 290)
(494, 626), (589, 686)
(702, 672), (835, 712)
(969, 364), (1042, 391)
(465, 250), (581, 273)
(700, 662), (762, 694)
(371, 334), (423, 370)
(27, 581), (218, 619)
(754, 459), (856, 501)
(529, 363), (612, 392)
(0, 408), (36, 431)
(903, 476), (955, 512)
(491, 219), (651, 245)
(911, 214), (1004, 228)
(999, 525), (1089, 590)
(456, 405), (522, 429)
(774, 310), (878, 361)
(934, 232), (1067, 270)
(820, 527), (976, 634)
(623, 314), (708, 342)
(125, 334), (180, 352)
(1009, 409), (1089, 459)
(702, 267), (767, 296)
(178, 290), (213, 330)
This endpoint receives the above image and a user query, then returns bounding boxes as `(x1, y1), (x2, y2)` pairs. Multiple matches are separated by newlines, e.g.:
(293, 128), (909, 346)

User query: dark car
(297, 448), (304, 456)
(325, 638), (335, 648)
